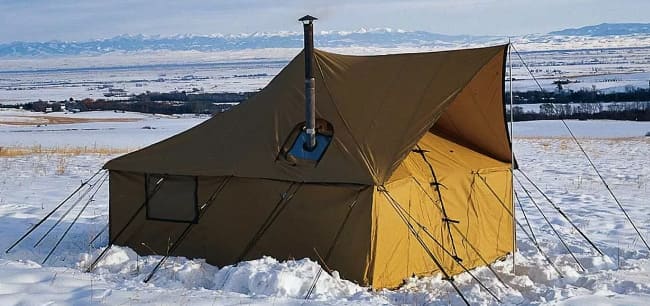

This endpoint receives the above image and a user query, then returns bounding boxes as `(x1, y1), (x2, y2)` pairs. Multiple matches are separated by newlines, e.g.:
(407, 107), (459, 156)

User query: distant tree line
(507, 86), (650, 104)
(505, 86), (650, 121)
(2, 91), (257, 115)
(509, 102), (650, 121)
(3, 86), (650, 121)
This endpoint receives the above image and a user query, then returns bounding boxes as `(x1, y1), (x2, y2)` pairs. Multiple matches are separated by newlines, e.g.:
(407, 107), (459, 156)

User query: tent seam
(314, 52), (378, 182)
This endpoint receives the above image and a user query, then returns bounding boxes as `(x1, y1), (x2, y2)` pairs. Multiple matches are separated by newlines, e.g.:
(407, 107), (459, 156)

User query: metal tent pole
(508, 40), (516, 275)
(5, 168), (104, 253)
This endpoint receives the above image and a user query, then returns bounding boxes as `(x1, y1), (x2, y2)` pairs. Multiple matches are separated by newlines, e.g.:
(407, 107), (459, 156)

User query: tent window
(278, 119), (333, 165)
(145, 174), (198, 223)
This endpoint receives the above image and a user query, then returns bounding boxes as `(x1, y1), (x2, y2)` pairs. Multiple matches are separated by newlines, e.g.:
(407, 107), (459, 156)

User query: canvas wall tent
(104, 44), (514, 289)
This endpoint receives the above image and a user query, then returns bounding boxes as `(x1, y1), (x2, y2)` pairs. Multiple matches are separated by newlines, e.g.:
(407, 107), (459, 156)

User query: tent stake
(304, 247), (332, 300)
(5, 168), (104, 253)
(144, 223), (192, 283)
(512, 205), (564, 278)
(515, 191), (538, 246)
(42, 173), (108, 264)
(89, 224), (108, 246)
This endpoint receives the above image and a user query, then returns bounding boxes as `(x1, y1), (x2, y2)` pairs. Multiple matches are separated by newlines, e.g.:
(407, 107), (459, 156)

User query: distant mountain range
(0, 29), (491, 57)
(549, 23), (650, 36)
(1, 23), (649, 58)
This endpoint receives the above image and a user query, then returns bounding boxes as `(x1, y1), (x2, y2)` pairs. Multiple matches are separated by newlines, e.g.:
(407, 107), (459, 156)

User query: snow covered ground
(2, 45), (650, 105)
(0, 60), (283, 105)
(513, 120), (650, 138)
(0, 112), (649, 305)
(0, 109), (206, 149)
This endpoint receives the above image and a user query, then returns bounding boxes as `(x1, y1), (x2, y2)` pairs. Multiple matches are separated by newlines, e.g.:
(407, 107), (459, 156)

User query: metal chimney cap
(299, 15), (318, 23)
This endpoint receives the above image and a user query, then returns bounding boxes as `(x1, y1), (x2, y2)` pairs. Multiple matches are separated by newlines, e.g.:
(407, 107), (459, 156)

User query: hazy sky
(0, 0), (648, 43)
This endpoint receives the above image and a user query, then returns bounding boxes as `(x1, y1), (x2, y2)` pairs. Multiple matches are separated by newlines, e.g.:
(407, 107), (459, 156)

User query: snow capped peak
(1, 23), (650, 58)
(0, 28), (487, 57)
(328, 27), (410, 36)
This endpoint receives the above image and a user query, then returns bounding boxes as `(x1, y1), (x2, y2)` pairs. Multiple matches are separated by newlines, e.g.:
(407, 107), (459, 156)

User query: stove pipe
(299, 15), (317, 151)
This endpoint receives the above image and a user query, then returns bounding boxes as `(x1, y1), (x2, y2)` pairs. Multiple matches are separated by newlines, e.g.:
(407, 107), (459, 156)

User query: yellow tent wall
(370, 132), (513, 289)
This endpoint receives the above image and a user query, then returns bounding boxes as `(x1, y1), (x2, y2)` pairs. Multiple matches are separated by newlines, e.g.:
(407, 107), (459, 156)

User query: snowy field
(0, 60), (283, 105)
(0, 109), (207, 148)
(508, 47), (650, 92)
(0, 110), (649, 305)
(2, 45), (650, 105)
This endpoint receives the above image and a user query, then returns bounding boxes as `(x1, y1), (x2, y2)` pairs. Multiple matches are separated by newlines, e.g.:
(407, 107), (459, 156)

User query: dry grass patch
(515, 136), (643, 141)
(55, 156), (68, 175)
(0, 115), (140, 126)
(0, 145), (132, 157)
